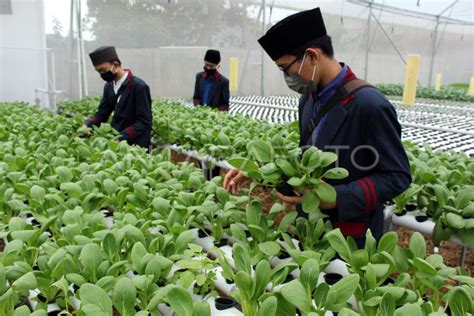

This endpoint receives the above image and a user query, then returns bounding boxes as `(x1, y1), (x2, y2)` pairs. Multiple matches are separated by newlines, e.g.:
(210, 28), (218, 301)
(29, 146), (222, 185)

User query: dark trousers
(205, 165), (221, 180)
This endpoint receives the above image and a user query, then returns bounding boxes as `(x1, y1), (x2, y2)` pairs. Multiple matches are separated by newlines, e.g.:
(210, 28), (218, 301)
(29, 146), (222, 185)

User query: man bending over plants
(82, 46), (152, 149)
(224, 8), (411, 248)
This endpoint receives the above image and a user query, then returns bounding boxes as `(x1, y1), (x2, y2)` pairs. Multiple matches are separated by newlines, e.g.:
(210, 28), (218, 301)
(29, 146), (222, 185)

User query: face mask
(100, 65), (117, 82)
(284, 72), (307, 94)
(283, 52), (317, 95)
(204, 67), (217, 76)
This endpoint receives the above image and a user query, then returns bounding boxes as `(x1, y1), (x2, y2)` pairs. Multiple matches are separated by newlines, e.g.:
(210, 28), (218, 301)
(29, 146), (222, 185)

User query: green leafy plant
(229, 243), (297, 316)
(376, 83), (474, 102)
(281, 257), (360, 314)
(230, 142), (348, 216)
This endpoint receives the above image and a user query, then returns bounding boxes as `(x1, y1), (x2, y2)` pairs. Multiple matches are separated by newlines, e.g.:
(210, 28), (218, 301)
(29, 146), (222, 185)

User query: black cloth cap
(258, 7), (327, 61)
(204, 49), (221, 64)
(89, 46), (119, 66)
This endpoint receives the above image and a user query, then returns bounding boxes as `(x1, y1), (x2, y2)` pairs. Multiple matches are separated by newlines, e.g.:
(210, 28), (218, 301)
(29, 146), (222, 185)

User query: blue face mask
(283, 52), (317, 95)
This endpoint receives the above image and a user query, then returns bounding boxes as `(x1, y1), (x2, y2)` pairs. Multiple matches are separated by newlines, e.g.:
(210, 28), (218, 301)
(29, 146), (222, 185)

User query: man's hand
(277, 190), (337, 209)
(223, 169), (246, 194)
(81, 124), (89, 129)
(320, 199), (337, 209)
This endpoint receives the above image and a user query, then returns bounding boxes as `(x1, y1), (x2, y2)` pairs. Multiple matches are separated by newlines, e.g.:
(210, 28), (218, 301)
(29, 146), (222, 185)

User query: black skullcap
(258, 7), (327, 61)
(89, 46), (119, 66)
(204, 49), (221, 64)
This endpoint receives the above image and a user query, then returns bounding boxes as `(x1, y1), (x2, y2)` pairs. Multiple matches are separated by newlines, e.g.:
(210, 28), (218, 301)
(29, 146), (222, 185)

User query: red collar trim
(201, 71), (222, 81)
(125, 69), (133, 78)
(124, 69), (134, 88)
(109, 69), (134, 87)
(342, 66), (357, 84)
(340, 66), (358, 107)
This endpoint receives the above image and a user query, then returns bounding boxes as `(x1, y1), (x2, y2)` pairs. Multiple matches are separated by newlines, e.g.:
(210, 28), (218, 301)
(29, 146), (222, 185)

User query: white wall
(0, 0), (49, 107)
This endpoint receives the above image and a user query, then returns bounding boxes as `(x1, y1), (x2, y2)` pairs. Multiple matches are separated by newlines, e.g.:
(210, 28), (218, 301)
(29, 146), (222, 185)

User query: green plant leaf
(247, 140), (274, 163)
(66, 273), (86, 287)
(302, 191), (320, 213)
(320, 152), (338, 167)
(257, 296), (278, 316)
(456, 228), (474, 248)
(79, 283), (113, 315)
(167, 286), (193, 316)
(326, 274), (360, 311)
(315, 182), (336, 202)
(432, 184), (449, 208)
(409, 232), (426, 258)
(276, 159), (297, 177)
(246, 200), (263, 226)
(322, 168), (349, 180)
(233, 244), (251, 275)
(455, 188), (474, 209)
(300, 258), (319, 294)
(448, 287), (473, 316)
(193, 301), (210, 316)
(79, 243), (103, 279)
(230, 223), (247, 244)
(338, 308), (360, 316)
(326, 229), (352, 263)
(351, 249), (369, 269)
(30, 185), (46, 202)
(377, 231), (398, 253)
(13, 305), (31, 316)
(281, 280), (311, 314)
(376, 286), (406, 301)
(278, 211), (297, 232)
(216, 187), (230, 204)
(412, 258), (438, 277)
(432, 221), (451, 247)
(258, 241), (281, 257)
(228, 157), (259, 174)
(60, 182), (83, 198)
(269, 202), (284, 215)
(12, 272), (37, 292)
(253, 260), (271, 297)
(287, 177), (304, 187)
(121, 225), (145, 244)
(425, 254), (444, 269)
(113, 277), (136, 316)
(235, 271), (253, 300)
(314, 282), (329, 308)
(393, 303), (423, 316)
(379, 292), (395, 316)
(103, 179), (118, 195)
(366, 263), (377, 290)
(56, 166), (73, 182)
(10, 230), (37, 242)
(445, 213), (465, 229)
(145, 257), (162, 283)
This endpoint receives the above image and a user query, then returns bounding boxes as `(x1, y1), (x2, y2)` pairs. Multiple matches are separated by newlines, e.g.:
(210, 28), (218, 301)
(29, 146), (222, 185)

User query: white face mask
(283, 52), (317, 95)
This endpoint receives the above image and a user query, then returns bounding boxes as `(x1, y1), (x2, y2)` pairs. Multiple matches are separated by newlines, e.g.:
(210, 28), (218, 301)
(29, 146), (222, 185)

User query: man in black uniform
(224, 8), (411, 247)
(83, 46), (152, 149)
(193, 49), (230, 111)
(193, 49), (230, 179)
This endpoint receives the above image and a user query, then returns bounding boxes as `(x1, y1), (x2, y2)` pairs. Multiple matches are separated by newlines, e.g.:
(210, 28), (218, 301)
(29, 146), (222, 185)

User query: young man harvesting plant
(193, 49), (230, 179)
(224, 8), (411, 247)
(82, 46), (152, 149)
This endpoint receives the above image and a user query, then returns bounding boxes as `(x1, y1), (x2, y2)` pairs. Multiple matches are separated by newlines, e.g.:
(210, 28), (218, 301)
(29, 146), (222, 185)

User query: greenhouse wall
(40, 0), (474, 101)
(0, 0), (49, 108)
